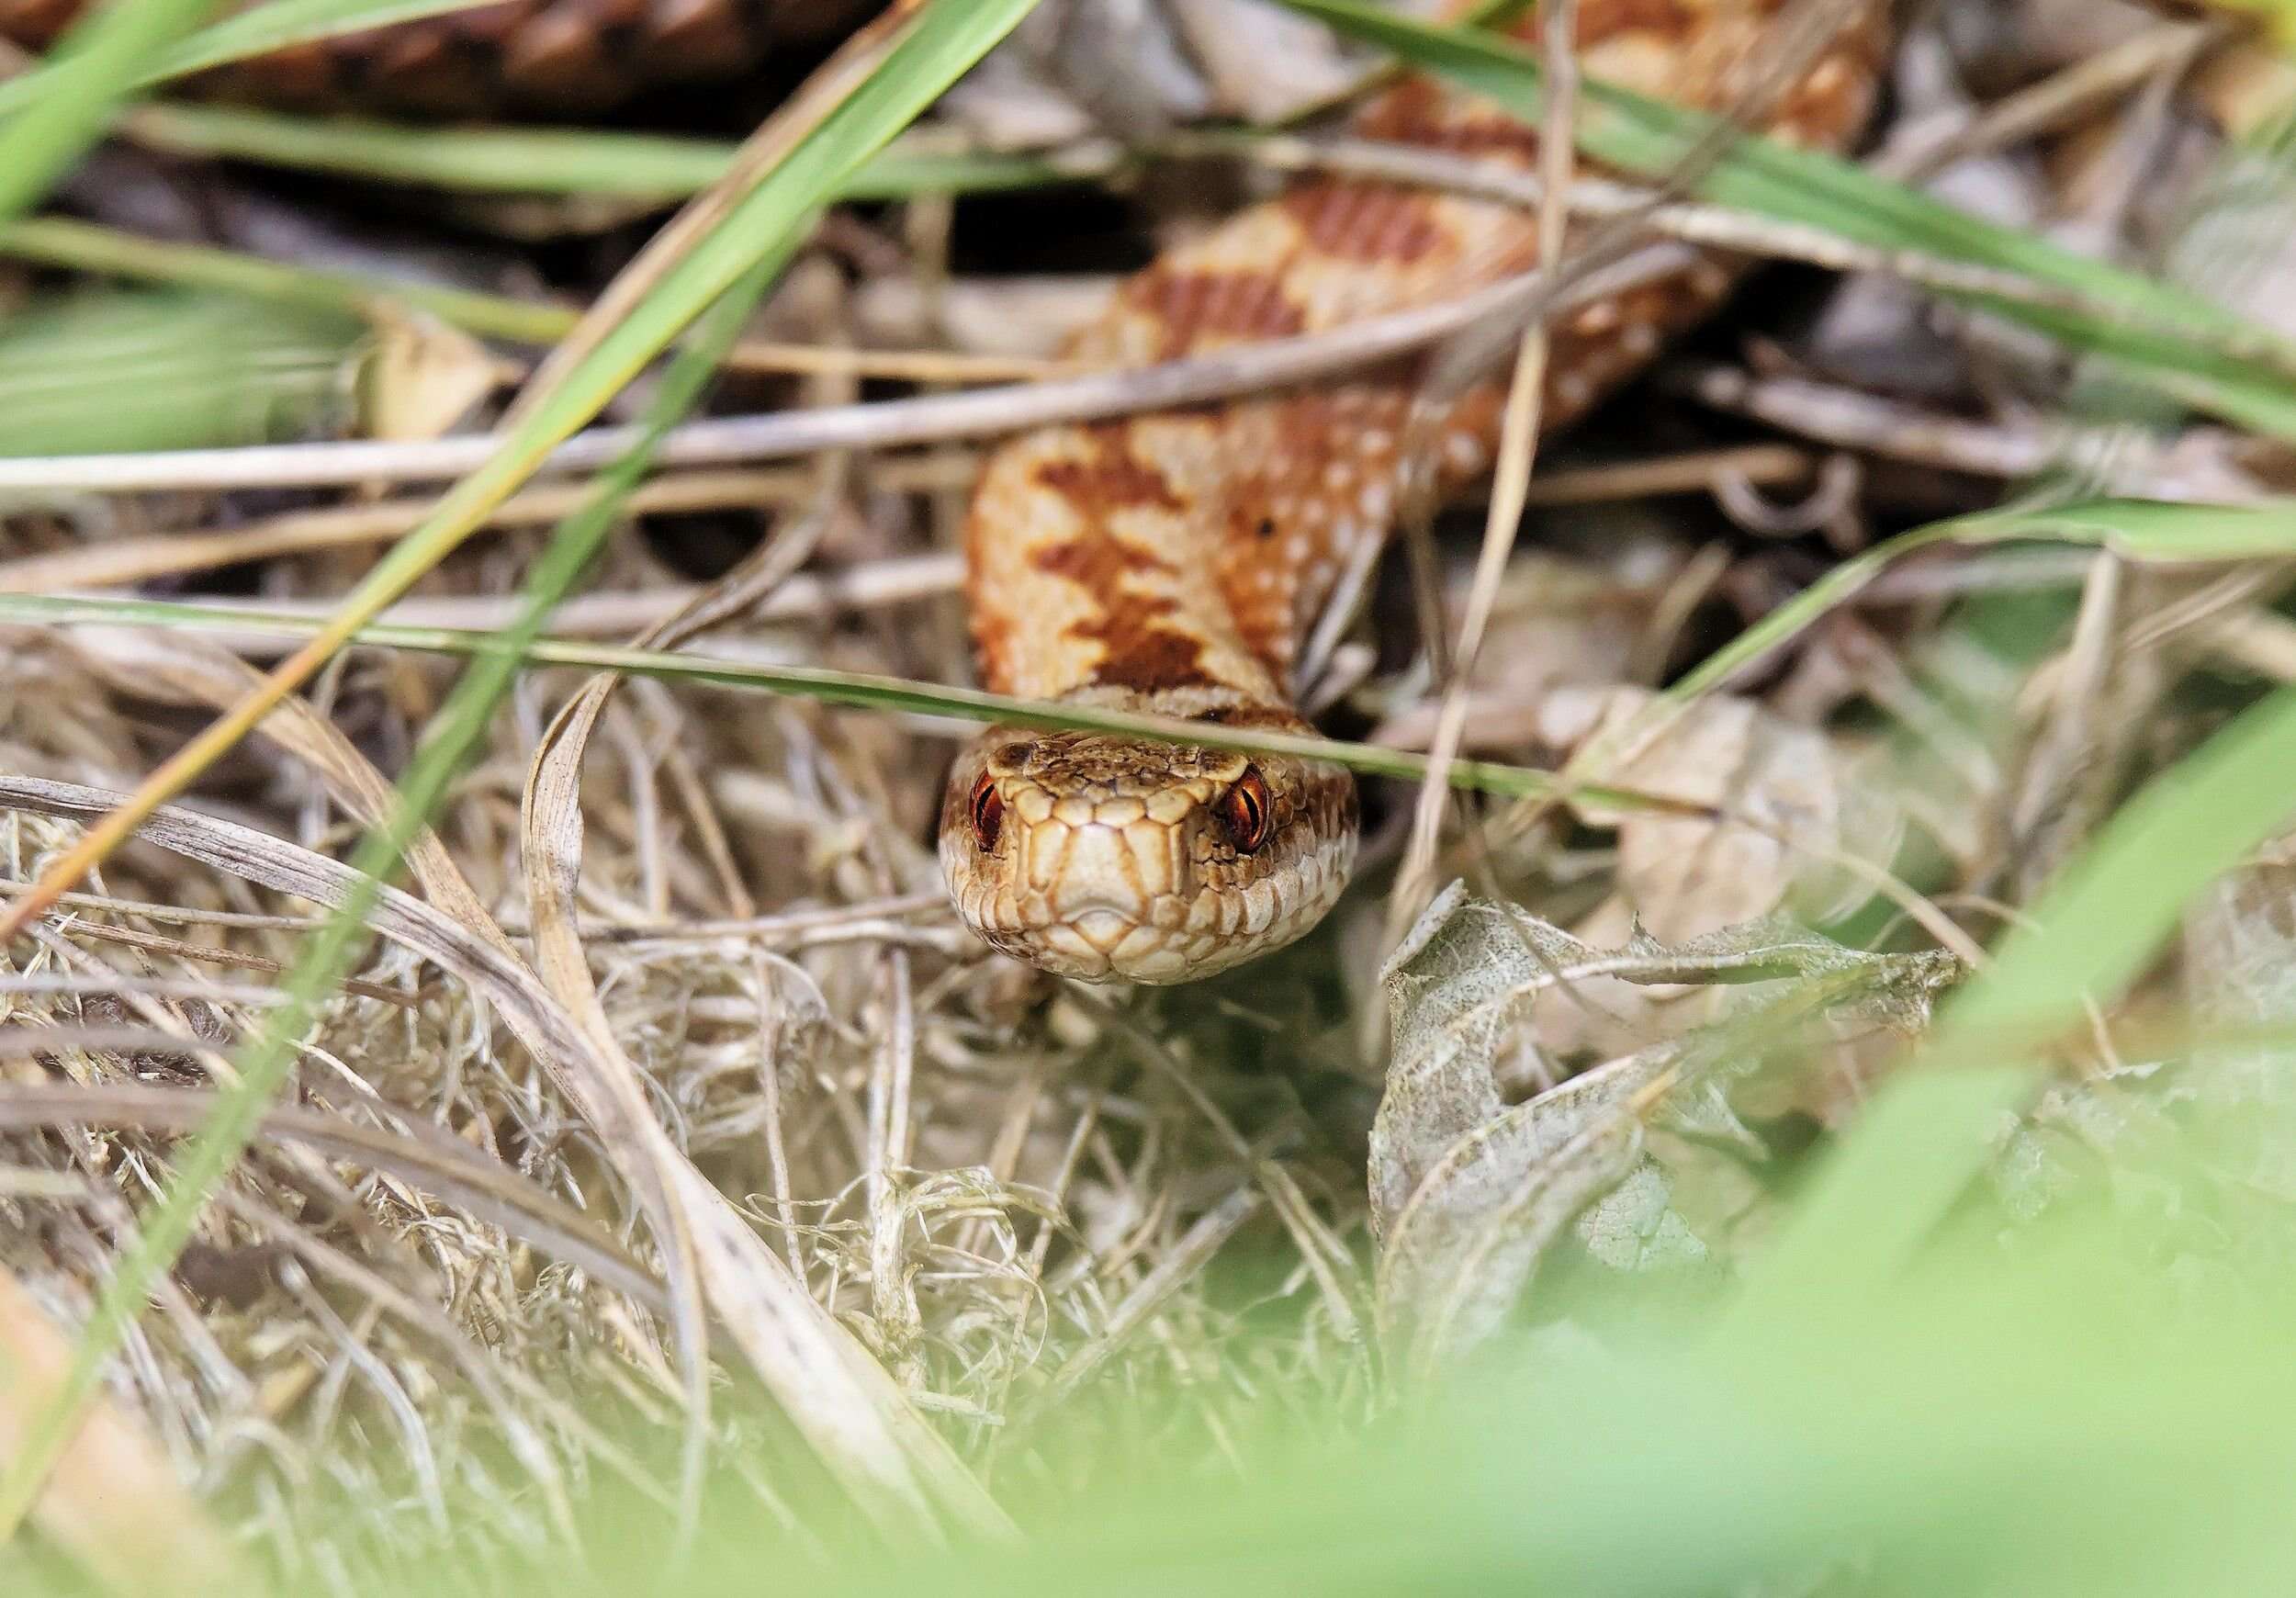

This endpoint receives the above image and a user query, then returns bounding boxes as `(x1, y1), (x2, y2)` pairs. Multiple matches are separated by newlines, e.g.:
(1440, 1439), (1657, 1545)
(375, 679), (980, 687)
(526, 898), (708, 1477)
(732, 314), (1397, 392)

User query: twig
(1676, 364), (2270, 502)
(31, 556), (965, 658)
(44, 914), (414, 1006)
(0, 246), (1696, 493)
(1878, 17), (2230, 185)
(0, 463), (972, 595)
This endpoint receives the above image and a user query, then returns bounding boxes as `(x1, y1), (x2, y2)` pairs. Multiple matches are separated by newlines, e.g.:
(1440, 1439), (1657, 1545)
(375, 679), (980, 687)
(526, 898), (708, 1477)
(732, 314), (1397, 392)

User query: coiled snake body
(941, 1), (1886, 983)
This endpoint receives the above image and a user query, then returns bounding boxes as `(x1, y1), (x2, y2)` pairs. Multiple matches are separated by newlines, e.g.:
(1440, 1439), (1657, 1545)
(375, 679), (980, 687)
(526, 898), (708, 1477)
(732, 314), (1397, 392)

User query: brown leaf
(1540, 684), (1903, 941)
(1371, 886), (1682, 1378)
(1371, 884), (1961, 1377)
(358, 307), (504, 442)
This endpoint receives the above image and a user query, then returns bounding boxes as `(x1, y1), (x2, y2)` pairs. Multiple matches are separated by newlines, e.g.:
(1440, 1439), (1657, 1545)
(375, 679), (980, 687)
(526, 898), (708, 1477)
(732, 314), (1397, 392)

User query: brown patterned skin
(0, 0), (872, 115)
(941, 0), (1891, 985)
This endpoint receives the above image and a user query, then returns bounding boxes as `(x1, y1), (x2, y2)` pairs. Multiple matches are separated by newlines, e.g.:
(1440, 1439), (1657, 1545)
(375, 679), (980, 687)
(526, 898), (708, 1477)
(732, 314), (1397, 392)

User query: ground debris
(1371, 883), (1964, 1373)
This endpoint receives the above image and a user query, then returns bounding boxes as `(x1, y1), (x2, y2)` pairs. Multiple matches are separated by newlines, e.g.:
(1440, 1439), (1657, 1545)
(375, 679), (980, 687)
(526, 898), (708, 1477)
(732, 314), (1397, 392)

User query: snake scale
(4, 0), (1893, 983)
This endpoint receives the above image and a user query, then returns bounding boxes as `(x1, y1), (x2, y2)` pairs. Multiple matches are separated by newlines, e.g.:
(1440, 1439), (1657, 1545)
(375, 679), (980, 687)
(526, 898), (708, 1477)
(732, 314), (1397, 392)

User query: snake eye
(969, 773), (1004, 851)
(1212, 767), (1272, 854)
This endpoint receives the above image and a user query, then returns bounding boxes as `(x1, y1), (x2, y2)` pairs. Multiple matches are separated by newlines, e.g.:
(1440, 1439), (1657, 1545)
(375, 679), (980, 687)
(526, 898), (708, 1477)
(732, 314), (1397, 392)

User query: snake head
(940, 718), (1358, 984)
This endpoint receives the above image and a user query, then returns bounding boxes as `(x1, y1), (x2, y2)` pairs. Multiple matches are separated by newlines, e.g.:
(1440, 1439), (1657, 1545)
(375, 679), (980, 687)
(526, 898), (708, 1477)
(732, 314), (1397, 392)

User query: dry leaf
(0, 1261), (252, 1594)
(1540, 685), (1904, 942)
(1372, 546), (1680, 753)
(1796, 20), (2054, 400)
(1372, 887), (1683, 1378)
(2180, 842), (2296, 1198)
(359, 306), (503, 442)
(943, 0), (1363, 141)
(1372, 884), (1961, 1377)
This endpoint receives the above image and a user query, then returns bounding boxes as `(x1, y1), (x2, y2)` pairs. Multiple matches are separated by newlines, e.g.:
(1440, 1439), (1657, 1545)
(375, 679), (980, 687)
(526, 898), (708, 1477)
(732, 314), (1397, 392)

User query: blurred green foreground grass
(324, 1086), (2296, 1598)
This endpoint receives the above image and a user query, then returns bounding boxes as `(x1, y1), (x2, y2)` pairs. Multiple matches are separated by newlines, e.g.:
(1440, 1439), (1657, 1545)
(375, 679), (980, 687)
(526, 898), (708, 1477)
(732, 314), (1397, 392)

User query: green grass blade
(124, 0), (486, 82)
(0, 0), (219, 221)
(286, 5), (1003, 614)
(0, 215), (580, 345)
(1278, 0), (2296, 439)
(1939, 685), (2296, 1050)
(1728, 681), (2296, 1329)
(118, 103), (1088, 199)
(318, 0), (1041, 625)
(0, 0), (1043, 1536)
(129, 103), (741, 197)
(1665, 497), (2296, 707)
(0, 288), (365, 454)
(0, 591), (1696, 813)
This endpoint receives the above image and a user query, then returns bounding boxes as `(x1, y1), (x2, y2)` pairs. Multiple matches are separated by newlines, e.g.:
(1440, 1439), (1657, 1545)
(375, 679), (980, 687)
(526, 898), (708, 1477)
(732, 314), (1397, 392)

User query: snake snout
(940, 766), (1211, 983)
(940, 732), (1360, 985)
(1033, 816), (1193, 980)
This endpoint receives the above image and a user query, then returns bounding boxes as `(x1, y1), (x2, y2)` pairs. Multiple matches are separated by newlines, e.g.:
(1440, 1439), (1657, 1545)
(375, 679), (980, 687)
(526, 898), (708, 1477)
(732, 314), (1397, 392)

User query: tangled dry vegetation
(3, 0), (2296, 1588)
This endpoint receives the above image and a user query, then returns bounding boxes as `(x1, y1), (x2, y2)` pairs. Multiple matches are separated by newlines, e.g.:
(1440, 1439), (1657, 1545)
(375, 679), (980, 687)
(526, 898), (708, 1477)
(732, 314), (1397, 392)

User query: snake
(940, 0), (1889, 983)
(4, 0), (1890, 984)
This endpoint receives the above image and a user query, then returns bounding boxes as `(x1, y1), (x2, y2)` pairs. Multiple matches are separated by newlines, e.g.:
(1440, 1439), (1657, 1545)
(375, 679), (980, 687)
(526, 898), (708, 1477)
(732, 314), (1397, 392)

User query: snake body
(5, 0), (1888, 985)
(0, 0), (870, 113)
(940, 1), (1888, 984)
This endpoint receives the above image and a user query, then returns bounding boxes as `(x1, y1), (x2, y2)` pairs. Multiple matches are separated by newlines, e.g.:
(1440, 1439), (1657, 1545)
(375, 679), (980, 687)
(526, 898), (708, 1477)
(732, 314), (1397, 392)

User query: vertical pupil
(1221, 770), (1270, 851)
(971, 777), (1002, 849)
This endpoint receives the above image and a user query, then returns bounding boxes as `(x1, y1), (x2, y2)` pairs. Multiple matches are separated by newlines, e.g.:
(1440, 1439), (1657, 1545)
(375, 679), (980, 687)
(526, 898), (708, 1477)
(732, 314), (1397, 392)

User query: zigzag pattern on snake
(940, 0), (1888, 984)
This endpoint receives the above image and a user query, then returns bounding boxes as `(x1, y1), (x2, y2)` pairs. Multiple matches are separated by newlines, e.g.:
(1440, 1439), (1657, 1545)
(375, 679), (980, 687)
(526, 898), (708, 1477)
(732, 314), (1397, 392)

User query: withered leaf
(1373, 884), (1964, 1376)
(1540, 685), (1906, 941)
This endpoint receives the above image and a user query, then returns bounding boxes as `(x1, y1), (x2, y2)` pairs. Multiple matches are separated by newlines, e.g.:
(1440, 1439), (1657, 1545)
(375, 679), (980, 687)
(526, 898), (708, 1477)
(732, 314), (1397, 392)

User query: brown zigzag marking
(1356, 77), (1544, 161)
(1031, 427), (1186, 514)
(1030, 436), (1214, 691)
(1279, 184), (1450, 265)
(1124, 268), (1309, 358)
(1575, 0), (1698, 42)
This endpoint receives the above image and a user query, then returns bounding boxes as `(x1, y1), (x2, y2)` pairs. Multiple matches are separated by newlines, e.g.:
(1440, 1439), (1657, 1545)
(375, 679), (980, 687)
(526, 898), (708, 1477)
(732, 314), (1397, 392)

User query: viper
(3, 0), (1892, 983)
(940, 0), (1886, 982)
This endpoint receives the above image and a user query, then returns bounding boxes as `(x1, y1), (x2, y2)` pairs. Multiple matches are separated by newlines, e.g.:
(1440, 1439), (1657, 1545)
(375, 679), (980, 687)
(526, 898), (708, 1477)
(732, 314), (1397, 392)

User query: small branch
(0, 247), (1694, 493)
(1676, 364), (2270, 503)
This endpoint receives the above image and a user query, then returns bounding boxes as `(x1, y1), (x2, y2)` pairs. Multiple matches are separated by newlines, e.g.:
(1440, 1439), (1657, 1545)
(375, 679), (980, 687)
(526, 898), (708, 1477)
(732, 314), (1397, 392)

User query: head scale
(940, 719), (1357, 984)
